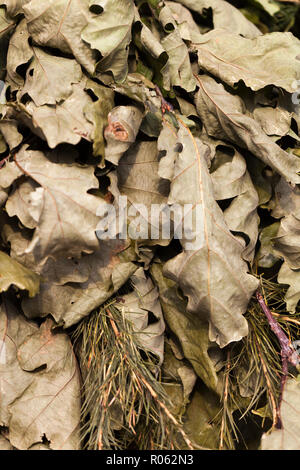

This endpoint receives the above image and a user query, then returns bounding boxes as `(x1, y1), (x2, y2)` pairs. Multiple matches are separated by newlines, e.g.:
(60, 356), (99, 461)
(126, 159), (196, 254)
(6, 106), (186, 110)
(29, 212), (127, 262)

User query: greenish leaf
(151, 262), (219, 392)
(0, 251), (40, 297)
(256, 222), (280, 268)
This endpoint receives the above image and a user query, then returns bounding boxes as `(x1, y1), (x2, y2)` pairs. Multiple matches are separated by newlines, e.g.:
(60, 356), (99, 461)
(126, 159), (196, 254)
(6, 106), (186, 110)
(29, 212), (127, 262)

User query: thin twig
(219, 350), (231, 450)
(254, 337), (278, 428)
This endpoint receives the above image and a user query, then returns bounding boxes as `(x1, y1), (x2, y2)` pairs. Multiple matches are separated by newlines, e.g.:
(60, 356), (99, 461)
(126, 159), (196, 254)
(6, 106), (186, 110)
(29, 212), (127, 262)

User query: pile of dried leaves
(0, 0), (300, 451)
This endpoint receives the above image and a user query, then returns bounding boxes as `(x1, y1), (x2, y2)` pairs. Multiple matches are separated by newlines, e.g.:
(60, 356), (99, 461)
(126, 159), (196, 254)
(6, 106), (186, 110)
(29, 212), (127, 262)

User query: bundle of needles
(72, 298), (194, 451)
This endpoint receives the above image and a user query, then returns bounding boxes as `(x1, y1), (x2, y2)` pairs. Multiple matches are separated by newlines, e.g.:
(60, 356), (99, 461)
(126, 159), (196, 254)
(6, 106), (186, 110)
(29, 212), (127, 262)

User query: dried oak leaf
(252, 107), (292, 138)
(174, 0), (261, 38)
(6, 179), (39, 229)
(157, 119), (179, 181)
(0, 1), (30, 17)
(164, 1), (203, 42)
(161, 25), (196, 92)
(19, 80), (95, 148)
(160, 121), (258, 347)
(22, 0), (97, 74)
(277, 262), (300, 314)
(21, 241), (138, 328)
(5, 19), (32, 92)
(0, 145), (107, 261)
(195, 75), (300, 184)
(270, 179), (300, 313)
(0, 117), (23, 150)
(20, 47), (83, 107)
(150, 262), (219, 392)
(0, 298), (37, 428)
(81, 0), (135, 82)
(271, 178), (300, 268)
(0, 6), (15, 40)
(210, 143), (259, 263)
(261, 375), (300, 450)
(195, 29), (300, 93)
(84, 79), (114, 165)
(0, 299), (81, 449)
(2, 220), (91, 286)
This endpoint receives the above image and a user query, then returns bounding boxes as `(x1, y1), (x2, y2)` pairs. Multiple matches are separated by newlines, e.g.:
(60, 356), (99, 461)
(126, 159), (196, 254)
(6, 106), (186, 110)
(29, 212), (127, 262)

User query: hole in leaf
(16, 62), (31, 79)
(89, 4), (104, 14)
(174, 142), (183, 153)
(230, 230), (250, 247)
(217, 197), (234, 211)
(42, 433), (51, 446)
(291, 117), (299, 136)
(85, 88), (99, 102)
(158, 150), (167, 161)
(147, 311), (158, 325)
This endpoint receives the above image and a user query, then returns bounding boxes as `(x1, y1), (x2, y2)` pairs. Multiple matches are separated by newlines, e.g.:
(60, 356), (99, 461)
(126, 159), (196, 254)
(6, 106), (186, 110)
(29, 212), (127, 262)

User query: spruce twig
(72, 300), (195, 450)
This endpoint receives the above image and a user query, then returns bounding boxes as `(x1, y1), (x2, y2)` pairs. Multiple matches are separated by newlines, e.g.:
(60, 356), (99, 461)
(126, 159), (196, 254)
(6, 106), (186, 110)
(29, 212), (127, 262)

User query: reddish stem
(154, 85), (174, 114)
(256, 289), (298, 428)
(256, 290), (296, 364)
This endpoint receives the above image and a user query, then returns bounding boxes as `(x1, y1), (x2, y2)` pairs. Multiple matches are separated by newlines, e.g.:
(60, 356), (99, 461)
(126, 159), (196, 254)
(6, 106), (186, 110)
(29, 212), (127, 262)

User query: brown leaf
(194, 29), (300, 93)
(210, 143), (259, 262)
(23, 0), (97, 74)
(116, 140), (170, 243)
(84, 79), (114, 165)
(161, 120), (258, 347)
(5, 19), (32, 92)
(116, 267), (165, 364)
(0, 145), (107, 261)
(20, 47), (83, 106)
(0, 300), (81, 449)
(195, 75), (300, 184)
(23, 81), (94, 148)
(174, 0), (261, 38)
(21, 240), (137, 327)
(261, 375), (300, 450)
